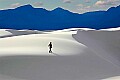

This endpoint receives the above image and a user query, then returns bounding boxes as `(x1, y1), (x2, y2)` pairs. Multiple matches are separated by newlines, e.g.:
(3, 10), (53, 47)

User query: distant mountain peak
(16, 4), (34, 9)
(52, 7), (66, 11)
(54, 7), (64, 10)
(52, 7), (71, 14)
(107, 5), (120, 11)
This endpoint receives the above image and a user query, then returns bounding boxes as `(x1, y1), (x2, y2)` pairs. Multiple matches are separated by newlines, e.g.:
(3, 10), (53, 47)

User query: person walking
(48, 42), (53, 53)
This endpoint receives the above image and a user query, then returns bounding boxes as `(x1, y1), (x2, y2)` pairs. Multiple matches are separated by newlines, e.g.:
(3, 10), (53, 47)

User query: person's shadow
(51, 52), (60, 56)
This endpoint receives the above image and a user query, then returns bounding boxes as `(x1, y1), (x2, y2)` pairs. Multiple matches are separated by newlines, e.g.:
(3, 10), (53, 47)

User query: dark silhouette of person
(48, 42), (53, 53)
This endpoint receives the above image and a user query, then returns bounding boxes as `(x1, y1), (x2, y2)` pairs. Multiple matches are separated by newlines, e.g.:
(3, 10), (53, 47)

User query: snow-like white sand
(0, 29), (12, 37)
(0, 74), (25, 80)
(100, 27), (120, 31)
(73, 30), (120, 67)
(0, 29), (88, 56)
(0, 28), (120, 80)
(102, 76), (120, 80)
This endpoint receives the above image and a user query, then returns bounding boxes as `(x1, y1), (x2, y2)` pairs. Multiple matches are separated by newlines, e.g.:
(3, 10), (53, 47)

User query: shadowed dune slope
(73, 30), (120, 67)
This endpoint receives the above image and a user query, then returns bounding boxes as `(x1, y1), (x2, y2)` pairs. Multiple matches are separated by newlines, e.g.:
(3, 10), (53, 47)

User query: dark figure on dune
(48, 42), (53, 53)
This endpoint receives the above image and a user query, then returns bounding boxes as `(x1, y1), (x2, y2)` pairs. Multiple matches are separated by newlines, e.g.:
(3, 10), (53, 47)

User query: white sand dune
(73, 30), (120, 67)
(0, 28), (94, 38)
(6, 29), (44, 35)
(0, 29), (12, 37)
(0, 29), (44, 38)
(0, 28), (120, 80)
(0, 29), (89, 56)
(100, 27), (120, 31)
(102, 76), (120, 80)
(0, 74), (25, 80)
(0, 55), (120, 80)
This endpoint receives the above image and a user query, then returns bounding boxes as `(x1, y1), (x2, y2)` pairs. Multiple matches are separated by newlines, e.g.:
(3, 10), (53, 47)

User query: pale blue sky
(0, 0), (120, 13)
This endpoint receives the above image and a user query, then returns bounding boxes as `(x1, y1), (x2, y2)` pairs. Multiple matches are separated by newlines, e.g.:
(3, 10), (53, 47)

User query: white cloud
(76, 4), (84, 7)
(95, 0), (119, 6)
(76, 4), (91, 9)
(85, 0), (91, 3)
(76, 4), (94, 13)
(77, 6), (92, 12)
(75, 3), (108, 13)
(74, 0), (120, 13)
(33, 2), (43, 7)
(10, 3), (21, 8)
(63, 0), (72, 3)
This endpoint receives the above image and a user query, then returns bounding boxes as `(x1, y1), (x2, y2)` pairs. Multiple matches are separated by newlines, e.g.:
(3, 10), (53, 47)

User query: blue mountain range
(0, 4), (120, 30)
